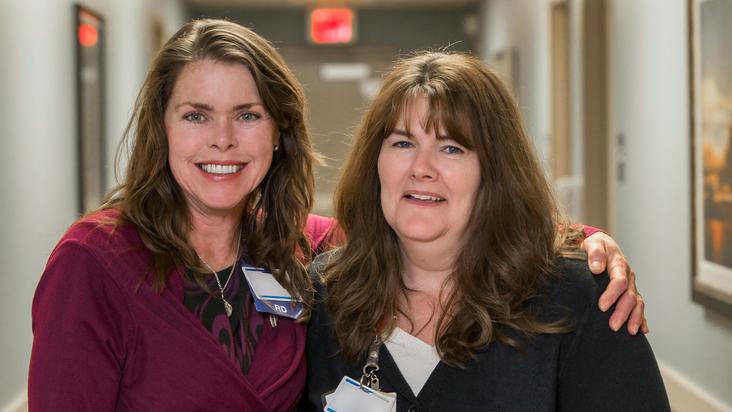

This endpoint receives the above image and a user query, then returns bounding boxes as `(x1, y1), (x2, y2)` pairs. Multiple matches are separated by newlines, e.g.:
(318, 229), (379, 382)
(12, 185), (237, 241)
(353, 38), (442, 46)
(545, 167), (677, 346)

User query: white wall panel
(0, 1), (184, 409)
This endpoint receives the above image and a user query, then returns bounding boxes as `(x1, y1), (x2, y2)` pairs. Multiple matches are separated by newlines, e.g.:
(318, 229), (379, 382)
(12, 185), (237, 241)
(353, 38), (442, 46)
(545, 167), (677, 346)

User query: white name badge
(242, 265), (303, 319)
(323, 376), (396, 412)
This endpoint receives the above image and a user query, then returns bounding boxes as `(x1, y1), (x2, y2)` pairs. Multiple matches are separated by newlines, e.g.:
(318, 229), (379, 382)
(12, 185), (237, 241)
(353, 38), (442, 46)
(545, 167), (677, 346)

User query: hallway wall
(0, 1), (184, 409)
(480, 0), (588, 223)
(609, 0), (732, 409)
(480, 0), (732, 410)
(480, 0), (553, 166)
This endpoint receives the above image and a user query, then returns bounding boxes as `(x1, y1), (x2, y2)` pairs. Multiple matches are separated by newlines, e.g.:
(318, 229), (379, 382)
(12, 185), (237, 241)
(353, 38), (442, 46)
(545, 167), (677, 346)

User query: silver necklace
(196, 230), (241, 317)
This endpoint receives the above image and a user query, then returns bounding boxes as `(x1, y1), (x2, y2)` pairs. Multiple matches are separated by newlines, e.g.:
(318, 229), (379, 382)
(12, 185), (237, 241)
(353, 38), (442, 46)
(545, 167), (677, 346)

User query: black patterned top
(183, 256), (264, 375)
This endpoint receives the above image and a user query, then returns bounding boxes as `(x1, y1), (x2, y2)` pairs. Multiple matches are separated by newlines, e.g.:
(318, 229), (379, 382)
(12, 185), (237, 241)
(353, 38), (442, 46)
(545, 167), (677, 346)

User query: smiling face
(164, 59), (278, 218)
(377, 95), (481, 250)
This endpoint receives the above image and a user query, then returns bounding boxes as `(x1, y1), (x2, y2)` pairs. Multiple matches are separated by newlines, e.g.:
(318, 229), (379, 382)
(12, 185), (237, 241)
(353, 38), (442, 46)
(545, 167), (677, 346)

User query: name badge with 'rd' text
(242, 265), (303, 320)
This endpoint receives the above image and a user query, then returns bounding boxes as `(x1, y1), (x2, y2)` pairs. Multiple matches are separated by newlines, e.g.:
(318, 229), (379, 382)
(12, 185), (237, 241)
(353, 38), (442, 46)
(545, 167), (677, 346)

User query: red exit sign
(309, 8), (356, 44)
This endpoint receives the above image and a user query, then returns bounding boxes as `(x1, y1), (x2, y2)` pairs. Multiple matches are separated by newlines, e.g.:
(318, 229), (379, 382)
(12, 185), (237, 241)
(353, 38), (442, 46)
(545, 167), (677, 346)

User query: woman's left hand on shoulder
(582, 232), (648, 336)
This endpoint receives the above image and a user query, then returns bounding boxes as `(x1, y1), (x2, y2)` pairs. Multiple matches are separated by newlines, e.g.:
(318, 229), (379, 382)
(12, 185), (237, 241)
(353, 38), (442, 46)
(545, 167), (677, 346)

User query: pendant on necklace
(223, 299), (233, 317)
(269, 314), (278, 328)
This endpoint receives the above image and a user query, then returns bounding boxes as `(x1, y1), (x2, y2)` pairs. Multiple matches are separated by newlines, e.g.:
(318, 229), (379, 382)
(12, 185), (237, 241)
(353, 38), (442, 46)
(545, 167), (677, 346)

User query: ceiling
(186, 0), (480, 8)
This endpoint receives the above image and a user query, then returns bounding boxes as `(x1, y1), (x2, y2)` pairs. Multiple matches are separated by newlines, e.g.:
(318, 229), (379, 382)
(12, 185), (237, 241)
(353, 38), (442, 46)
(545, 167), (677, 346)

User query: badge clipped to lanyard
(242, 264), (303, 327)
(322, 337), (396, 412)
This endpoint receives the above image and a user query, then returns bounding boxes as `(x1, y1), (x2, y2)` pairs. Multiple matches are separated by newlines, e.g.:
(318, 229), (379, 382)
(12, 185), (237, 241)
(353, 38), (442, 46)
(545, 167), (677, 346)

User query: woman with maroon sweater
(29, 19), (644, 411)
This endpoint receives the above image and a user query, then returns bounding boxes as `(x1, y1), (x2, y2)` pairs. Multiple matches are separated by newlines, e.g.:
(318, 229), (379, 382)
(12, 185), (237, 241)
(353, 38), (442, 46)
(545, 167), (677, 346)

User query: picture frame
(74, 4), (106, 213)
(689, 0), (732, 316)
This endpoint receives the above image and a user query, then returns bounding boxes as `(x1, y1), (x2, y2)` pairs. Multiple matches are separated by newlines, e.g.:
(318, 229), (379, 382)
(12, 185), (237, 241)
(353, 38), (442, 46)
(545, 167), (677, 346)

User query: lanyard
(321, 335), (397, 412)
(360, 336), (383, 391)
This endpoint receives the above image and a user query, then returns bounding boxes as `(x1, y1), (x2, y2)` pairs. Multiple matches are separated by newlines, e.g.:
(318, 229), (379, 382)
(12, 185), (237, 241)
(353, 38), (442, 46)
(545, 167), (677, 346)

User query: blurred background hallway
(1, 0), (731, 411)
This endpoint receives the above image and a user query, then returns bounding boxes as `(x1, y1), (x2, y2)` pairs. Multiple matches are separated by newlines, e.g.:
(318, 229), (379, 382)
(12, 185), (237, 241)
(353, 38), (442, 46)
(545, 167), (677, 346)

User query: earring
(273, 144), (279, 152)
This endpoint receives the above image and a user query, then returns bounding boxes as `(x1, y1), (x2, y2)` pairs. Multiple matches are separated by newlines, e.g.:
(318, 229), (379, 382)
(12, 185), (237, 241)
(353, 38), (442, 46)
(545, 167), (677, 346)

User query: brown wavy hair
(102, 19), (317, 307)
(325, 51), (572, 365)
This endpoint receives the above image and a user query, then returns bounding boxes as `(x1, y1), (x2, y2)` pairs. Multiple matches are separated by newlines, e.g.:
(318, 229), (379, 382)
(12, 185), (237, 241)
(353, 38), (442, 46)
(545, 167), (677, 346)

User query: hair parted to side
(325, 51), (571, 366)
(101, 19), (317, 309)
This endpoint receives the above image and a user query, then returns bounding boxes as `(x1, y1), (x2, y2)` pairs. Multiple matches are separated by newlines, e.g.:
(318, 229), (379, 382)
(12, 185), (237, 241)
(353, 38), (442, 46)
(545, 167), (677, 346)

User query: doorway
(581, 0), (611, 230)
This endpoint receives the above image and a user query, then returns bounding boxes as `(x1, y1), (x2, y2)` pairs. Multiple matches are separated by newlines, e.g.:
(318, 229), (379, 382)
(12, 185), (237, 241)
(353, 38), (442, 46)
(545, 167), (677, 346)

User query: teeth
(200, 164), (242, 174)
(409, 194), (444, 202)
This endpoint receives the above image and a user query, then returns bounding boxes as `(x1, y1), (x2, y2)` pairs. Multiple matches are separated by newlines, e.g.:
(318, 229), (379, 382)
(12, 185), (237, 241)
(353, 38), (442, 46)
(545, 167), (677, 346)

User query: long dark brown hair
(102, 19), (317, 308)
(325, 51), (571, 365)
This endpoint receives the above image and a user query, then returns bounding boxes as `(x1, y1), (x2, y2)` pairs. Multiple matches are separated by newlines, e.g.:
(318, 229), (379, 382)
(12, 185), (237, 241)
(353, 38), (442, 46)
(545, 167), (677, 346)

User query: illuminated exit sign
(309, 8), (356, 44)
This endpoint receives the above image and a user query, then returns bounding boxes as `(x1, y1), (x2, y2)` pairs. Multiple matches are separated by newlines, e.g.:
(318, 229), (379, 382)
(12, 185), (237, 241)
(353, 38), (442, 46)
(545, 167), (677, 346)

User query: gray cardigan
(303, 253), (669, 411)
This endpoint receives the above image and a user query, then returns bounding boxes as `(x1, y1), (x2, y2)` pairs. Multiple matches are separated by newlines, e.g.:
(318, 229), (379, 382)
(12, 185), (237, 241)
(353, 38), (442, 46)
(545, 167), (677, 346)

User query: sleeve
(556, 274), (670, 411)
(304, 215), (345, 255)
(29, 241), (134, 411)
(582, 225), (603, 238)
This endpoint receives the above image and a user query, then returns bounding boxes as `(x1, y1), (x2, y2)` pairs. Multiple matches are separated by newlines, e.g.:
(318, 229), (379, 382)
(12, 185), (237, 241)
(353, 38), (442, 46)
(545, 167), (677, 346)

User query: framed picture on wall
(690, 0), (732, 316)
(74, 4), (106, 213)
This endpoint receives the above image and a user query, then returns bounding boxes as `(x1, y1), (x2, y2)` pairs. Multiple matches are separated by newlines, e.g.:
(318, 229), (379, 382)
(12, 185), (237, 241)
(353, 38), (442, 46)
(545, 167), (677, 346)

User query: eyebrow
(392, 128), (412, 138)
(173, 101), (266, 111)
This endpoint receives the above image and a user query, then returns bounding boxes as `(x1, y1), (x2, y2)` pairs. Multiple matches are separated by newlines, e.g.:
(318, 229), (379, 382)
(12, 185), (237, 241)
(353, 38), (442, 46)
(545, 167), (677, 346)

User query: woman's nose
(410, 148), (436, 181)
(210, 120), (237, 150)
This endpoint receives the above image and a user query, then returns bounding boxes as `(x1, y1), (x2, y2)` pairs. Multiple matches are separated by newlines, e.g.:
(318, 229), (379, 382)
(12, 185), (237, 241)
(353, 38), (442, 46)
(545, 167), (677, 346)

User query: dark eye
(184, 112), (206, 123)
(443, 145), (464, 154)
(393, 140), (413, 148)
(239, 112), (262, 122)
